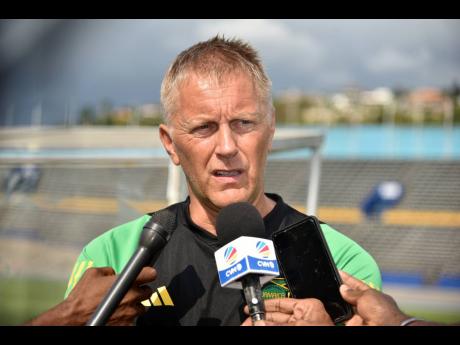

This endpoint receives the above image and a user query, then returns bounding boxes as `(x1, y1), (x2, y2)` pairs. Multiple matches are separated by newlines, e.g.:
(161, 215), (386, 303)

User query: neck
(188, 194), (276, 236)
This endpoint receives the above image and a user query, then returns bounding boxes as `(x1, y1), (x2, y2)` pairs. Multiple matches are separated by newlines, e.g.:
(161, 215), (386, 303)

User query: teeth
(215, 170), (239, 177)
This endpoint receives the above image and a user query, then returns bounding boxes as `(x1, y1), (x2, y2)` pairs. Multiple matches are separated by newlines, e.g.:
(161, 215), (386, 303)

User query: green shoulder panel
(64, 214), (151, 298)
(262, 223), (382, 300)
(321, 223), (382, 291)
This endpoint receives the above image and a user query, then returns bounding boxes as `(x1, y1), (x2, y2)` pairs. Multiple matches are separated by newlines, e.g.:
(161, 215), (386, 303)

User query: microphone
(214, 202), (279, 324)
(86, 211), (175, 326)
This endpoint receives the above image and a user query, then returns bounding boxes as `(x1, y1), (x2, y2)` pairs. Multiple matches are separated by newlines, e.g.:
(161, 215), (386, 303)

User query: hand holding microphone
(86, 211), (175, 326)
(214, 202), (280, 325)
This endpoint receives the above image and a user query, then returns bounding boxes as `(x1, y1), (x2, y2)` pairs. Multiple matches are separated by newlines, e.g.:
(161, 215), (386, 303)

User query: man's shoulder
(86, 201), (185, 252)
(65, 214), (154, 297)
(320, 222), (382, 290)
(87, 215), (151, 249)
(87, 201), (185, 260)
(269, 195), (382, 290)
(83, 214), (152, 265)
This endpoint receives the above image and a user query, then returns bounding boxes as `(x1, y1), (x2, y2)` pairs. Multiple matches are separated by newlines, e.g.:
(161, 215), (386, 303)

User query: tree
(79, 106), (96, 125)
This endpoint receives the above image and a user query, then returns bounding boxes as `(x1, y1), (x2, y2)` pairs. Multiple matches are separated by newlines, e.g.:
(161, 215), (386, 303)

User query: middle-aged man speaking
(62, 35), (381, 326)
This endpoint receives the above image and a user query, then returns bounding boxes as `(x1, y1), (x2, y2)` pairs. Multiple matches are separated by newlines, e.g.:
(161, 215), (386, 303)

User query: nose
(215, 124), (238, 159)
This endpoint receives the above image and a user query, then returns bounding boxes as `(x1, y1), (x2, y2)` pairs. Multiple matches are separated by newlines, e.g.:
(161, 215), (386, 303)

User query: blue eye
(233, 119), (255, 132)
(192, 123), (216, 136)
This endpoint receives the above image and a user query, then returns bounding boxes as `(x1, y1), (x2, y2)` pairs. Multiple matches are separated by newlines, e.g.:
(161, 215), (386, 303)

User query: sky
(0, 19), (459, 126)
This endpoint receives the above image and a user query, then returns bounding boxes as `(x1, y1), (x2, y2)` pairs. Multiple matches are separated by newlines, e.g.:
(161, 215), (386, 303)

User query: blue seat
(437, 276), (460, 289)
(361, 181), (404, 219)
(381, 271), (424, 287)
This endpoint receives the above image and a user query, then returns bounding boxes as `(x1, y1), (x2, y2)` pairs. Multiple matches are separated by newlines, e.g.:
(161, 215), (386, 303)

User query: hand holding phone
(272, 216), (353, 324)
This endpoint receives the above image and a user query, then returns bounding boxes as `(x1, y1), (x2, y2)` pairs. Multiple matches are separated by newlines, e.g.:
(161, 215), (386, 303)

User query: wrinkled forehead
(164, 68), (271, 126)
(178, 69), (256, 93)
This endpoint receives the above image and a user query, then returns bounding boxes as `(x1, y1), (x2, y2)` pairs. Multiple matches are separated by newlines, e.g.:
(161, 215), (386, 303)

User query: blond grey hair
(160, 35), (273, 123)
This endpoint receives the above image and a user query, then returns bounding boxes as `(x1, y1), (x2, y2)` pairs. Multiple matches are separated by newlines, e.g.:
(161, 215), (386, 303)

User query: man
(64, 36), (381, 326)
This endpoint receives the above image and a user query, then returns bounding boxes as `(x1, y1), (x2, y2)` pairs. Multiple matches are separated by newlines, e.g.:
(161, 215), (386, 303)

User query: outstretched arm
(25, 266), (156, 326)
(339, 270), (440, 326)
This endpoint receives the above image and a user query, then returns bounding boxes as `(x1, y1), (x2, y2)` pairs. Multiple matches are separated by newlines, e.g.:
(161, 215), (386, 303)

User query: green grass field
(0, 277), (67, 325)
(1, 277), (459, 325)
(399, 308), (460, 325)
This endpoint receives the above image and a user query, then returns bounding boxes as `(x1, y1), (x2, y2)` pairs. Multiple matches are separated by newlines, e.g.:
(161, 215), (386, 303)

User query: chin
(210, 190), (254, 209)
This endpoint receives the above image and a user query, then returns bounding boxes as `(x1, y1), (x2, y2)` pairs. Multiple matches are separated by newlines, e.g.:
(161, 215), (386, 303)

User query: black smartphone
(272, 216), (353, 324)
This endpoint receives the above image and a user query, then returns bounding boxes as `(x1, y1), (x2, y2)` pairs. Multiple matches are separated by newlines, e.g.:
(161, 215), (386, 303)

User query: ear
(159, 124), (180, 166)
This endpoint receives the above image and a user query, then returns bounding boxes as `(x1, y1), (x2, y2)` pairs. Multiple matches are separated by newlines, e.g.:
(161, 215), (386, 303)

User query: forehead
(176, 72), (261, 112)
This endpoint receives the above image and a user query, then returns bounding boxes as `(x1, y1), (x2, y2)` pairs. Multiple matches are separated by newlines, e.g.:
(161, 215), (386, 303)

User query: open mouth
(212, 169), (243, 177)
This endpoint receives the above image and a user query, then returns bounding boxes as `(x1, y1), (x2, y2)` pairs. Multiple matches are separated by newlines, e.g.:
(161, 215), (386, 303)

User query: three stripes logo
(141, 286), (174, 307)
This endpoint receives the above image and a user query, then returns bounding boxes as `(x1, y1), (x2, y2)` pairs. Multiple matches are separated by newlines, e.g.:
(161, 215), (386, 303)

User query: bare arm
(24, 266), (156, 326)
(339, 270), (441, 326)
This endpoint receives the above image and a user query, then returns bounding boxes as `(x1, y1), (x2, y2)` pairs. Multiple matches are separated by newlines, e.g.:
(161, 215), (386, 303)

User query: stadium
(1, 19), (459, 326)
(0, 125), (459, 325)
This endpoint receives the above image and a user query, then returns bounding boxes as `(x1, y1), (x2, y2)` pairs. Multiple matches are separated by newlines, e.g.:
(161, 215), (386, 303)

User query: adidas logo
(141, 286), (174, 307)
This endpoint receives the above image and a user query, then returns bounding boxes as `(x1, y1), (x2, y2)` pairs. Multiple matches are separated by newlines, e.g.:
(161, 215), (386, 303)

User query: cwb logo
(256, 241), (270, 258)
(224, 246), (238, 265)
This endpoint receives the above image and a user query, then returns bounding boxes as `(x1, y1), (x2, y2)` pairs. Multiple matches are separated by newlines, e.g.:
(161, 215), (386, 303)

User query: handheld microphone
(86, 211), (175, 326)
(214, 202), (279, 324)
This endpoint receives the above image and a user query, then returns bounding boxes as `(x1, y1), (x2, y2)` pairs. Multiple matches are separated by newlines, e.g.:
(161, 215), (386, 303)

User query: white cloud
(367, 48), (431, 73)
(195, 19), (324, 70)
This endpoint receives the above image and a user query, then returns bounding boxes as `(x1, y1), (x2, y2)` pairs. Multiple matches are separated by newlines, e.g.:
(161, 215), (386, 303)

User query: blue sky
(0, 19), (459, 125)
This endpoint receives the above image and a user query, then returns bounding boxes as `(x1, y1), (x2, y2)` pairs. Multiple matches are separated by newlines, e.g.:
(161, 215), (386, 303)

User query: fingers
(345, 314), (365, 326)
(108, 282), (152, 326)
(241, 317), (291, 326)
(135, 267), (157, 285)
(95, 266), (116, 276)
(123, 267), (156, 304)
(339, 284), (363, 305)
(241, 317), (253, 326)
(253, 320), (268, 326)
(85, 266), (156, 284)
(136, 285), (155, 302)
(122, 285), (154, 305)
(108, 302), (146, 326)
(263, 298), (298, 314)
(244, 299), (294, 314)
(265, 312), (293, 324)
(109, 292), (150, 325)
(339, 271), (369, 292)
(79, 267), (116, 282)
(244, 298), (333, 326)
(243, 300), (294, 324)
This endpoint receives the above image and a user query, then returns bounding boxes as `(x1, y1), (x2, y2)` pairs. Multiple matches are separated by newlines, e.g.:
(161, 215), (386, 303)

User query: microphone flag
(214, 236), (279, 289)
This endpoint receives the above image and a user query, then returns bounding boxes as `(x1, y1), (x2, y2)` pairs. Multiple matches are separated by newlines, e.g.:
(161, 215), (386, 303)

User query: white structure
(361, 87), (395, 106)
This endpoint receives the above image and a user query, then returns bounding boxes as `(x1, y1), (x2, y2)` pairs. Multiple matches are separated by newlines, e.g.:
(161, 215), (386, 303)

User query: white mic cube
(214, 236), (280, 289)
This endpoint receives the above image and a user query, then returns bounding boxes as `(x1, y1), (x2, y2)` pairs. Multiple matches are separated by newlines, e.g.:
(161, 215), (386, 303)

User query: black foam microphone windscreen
(216, 202), (266, 246)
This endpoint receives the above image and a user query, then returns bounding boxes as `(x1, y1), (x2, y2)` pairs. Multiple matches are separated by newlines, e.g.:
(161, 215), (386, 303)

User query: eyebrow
(186, 112), (263, 123)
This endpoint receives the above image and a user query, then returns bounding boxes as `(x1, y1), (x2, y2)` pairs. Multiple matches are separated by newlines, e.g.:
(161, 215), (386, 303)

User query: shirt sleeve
(64, 248), (95, 298)
(338, 247), (382, 291)
(63, 215), (149, 298)
(321, 223), (382, 291)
